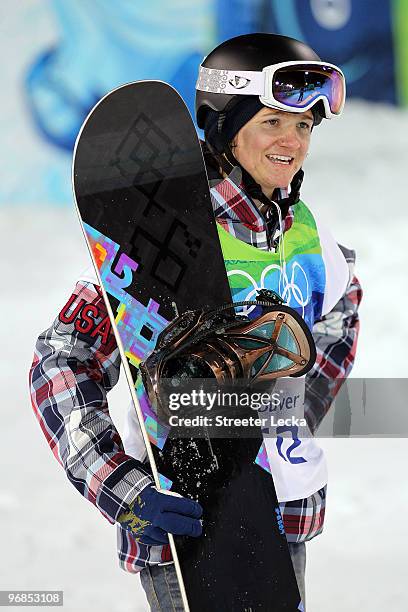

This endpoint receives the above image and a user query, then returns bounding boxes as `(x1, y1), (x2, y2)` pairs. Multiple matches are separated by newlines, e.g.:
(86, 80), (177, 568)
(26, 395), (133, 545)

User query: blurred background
(2, 1), (407, 610)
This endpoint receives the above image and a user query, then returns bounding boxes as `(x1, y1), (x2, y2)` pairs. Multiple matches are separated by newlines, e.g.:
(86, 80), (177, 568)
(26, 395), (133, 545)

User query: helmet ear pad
(203, 109), (228, 153)
(204, 97), (264, 153)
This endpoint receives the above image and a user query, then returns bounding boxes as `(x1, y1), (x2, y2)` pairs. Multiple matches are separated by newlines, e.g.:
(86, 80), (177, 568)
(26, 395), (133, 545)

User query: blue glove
(118, 485), (203, 546)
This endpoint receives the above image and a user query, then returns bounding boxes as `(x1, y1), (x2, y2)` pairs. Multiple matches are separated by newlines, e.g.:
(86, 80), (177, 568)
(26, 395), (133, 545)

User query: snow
(2, 2), (408, 611)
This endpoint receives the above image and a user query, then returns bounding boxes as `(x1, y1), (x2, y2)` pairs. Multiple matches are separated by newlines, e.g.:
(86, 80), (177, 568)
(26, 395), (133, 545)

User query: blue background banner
(1, 0), (406, 206)
(24, 0), (399, 154)
(217, 0), (396, 103)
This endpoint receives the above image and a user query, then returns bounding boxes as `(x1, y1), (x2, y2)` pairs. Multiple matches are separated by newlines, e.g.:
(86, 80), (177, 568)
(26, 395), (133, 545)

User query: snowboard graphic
(73, 81), (303, 611)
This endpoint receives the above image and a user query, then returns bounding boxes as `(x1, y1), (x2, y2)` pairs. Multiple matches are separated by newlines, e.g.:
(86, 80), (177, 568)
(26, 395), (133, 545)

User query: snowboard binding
(140, 290), (316, 416)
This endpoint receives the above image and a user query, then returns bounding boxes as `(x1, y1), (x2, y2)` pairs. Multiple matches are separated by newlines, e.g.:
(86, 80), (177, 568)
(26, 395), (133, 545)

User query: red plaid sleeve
(29, 280), (153, 524)
(280, 486), (326, 543)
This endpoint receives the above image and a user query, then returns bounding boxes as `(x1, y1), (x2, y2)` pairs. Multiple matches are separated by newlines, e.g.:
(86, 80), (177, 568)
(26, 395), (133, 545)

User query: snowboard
(73, 81), (303, 612)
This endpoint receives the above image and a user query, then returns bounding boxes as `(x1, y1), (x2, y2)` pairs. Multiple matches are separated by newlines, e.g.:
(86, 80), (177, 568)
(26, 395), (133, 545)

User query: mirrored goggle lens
(272, 65), (344, 115)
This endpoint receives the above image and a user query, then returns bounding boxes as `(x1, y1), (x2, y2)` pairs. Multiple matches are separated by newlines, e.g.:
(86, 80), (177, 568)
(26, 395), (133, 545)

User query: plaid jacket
(29, 168), (362, 572)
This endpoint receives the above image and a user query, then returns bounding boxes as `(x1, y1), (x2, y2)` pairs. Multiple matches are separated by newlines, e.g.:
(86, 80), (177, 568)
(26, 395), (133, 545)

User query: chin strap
(278, 167), (304, 211)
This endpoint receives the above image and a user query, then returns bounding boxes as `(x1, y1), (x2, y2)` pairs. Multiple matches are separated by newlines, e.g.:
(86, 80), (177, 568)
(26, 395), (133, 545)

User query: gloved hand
(118, 485), (203, 546)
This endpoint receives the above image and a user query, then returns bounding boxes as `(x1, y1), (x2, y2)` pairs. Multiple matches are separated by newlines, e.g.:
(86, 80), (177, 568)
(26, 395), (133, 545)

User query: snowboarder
(30, 33), (362, 611)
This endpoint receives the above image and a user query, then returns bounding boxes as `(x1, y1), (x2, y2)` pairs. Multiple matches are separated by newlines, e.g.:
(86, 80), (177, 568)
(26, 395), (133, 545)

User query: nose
(276, 127), (301, 149)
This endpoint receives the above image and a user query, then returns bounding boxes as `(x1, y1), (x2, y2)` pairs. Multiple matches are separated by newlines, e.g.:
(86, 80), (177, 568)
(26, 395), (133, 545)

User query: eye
(298, 121), (313, 131)
(264, 118), (278, 126)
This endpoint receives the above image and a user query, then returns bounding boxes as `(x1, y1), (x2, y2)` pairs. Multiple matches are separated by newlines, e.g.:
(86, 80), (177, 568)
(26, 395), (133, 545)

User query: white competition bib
(260, 377), (327, 502)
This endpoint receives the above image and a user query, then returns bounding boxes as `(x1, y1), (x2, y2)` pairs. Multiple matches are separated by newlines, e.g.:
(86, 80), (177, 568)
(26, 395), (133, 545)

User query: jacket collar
(209, 164), (294, 250)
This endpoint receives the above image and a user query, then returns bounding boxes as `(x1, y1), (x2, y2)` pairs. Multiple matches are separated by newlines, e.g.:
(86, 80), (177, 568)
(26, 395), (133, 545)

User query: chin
(269, 180), (291, 191)
(275, 171), (299, 190)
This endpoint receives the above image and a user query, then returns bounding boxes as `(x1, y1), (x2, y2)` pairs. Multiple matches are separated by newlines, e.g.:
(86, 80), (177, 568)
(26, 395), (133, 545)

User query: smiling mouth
(266, 154), (294, 166)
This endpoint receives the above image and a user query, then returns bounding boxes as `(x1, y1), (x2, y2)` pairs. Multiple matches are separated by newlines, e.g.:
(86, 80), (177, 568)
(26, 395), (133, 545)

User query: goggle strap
(196, 66), (265, 96)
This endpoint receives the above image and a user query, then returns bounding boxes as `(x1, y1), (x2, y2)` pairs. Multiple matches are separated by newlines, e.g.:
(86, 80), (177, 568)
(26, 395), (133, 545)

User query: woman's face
(232, 107), (314, 198)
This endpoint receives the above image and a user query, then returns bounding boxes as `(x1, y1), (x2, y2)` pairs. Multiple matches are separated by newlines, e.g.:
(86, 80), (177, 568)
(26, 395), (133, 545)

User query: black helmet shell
(196, 33), (322, 129)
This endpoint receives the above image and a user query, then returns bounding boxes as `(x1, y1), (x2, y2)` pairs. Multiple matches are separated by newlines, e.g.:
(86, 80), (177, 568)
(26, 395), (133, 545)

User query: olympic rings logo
(227, 262), (309, 316)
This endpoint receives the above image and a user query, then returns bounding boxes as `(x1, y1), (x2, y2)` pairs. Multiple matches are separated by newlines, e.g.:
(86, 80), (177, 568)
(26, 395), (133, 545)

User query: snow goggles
(197, 60), (346, 119)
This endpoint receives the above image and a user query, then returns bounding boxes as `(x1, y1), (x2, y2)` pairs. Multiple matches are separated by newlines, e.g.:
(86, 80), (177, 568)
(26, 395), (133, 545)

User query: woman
(137, 33), (361, 609)
(30, 33), (362, 611)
